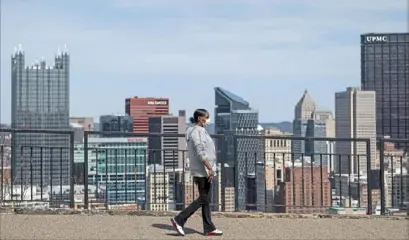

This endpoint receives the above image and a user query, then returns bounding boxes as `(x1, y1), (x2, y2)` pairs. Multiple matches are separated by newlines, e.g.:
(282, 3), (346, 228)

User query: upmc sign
(147, 100), (168, 105)
(365, 36), (388, 43)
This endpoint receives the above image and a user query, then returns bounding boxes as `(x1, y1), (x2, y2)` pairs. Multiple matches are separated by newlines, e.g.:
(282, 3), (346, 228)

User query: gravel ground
(0, 214), (408, 239)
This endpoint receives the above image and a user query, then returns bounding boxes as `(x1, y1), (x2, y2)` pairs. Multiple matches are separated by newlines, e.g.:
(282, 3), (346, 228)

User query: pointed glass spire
(63, 44), (68, 54)
(17, 44), (23, 53)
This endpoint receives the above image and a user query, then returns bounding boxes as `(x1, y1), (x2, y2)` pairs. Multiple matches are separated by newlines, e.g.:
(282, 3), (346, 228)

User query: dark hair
(189, 109), (208, 124)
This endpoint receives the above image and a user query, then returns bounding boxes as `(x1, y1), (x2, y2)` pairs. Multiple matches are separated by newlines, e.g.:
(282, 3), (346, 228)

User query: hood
(185, 126), (196, 141)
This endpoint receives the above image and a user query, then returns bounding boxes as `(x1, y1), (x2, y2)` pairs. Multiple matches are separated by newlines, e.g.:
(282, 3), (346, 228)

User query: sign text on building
(365, 36), (388, 43)
(147, 100), (168, 105)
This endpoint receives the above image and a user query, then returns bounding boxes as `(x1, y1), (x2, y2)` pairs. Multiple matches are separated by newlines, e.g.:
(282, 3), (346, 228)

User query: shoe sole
(171, 218), (185, 236)
(206, 232), (223, 236)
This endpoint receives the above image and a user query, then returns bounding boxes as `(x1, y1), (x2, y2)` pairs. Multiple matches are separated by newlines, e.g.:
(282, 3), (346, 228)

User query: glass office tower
(11, 45), (70, 186)
(361, 33), (409, 144)
(214, 87), (261, 211)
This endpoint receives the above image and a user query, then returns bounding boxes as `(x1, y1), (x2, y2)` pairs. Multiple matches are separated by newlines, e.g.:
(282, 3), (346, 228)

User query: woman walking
(171, 109), (223, 236)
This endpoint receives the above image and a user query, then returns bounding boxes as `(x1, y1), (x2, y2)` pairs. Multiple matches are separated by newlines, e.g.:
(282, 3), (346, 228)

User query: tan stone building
(264, 127), (292, 164)
(146, 168), (172, 211)
(335, 87), (377, 175)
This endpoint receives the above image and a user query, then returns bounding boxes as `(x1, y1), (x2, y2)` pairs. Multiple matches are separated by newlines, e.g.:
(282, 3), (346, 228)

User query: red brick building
(125, 97), (169, 133)
(276, 166), (331, 213)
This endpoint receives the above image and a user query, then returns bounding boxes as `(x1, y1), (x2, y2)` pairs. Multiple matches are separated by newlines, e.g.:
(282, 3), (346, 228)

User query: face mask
(201, 118), (210, 127)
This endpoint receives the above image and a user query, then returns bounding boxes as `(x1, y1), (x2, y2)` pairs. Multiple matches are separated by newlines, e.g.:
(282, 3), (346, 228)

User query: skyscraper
(292, 90), (316, 159)
(125, 97), (169, 133)
(148, 110), (187, 168)
(335, 87), (376, 174)
(11, 45), (70, 185)
(361, 33), (409, 143)
(214, 87), (261, 211)
(292, 91), (334, 163)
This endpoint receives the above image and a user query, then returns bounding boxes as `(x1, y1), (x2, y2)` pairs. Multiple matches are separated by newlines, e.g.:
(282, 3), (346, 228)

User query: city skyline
(0, 0), (407, 123)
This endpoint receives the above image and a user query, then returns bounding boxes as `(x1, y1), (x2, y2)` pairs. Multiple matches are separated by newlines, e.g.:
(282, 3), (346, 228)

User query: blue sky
(0, 0), (407, 123)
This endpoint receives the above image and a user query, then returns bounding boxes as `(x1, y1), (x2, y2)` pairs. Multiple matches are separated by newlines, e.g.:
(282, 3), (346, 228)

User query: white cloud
(0, 0), (407, 122)
(1, 12), (404, 77)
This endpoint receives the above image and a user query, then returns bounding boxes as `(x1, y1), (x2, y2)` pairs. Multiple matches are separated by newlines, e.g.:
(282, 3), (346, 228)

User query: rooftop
(215, 87), (249, 106)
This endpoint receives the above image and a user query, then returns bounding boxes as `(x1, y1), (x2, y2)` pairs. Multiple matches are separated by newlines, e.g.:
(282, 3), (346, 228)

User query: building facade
(74, 138), (149, 206)
(148, 110), (186, 168)
(69, 117), (94, 131)
(125, 97), (169, 133)
(99, 114), (133, 137)
(361, 33), (409, 143)
(146, 166), (172, 211)
(264, 127), (292, 164)
(214, 87), (262, 211)
(292, 90), (316, 159)
(255, 161), (275, 212)
(335, 87), (377, 174)
(11, 45), (70, 185)
(275, 166), (331, 213)
(292, 91), (334, 164)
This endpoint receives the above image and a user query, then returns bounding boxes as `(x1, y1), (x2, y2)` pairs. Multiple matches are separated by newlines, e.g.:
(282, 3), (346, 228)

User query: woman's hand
(208, 169), (214, 182)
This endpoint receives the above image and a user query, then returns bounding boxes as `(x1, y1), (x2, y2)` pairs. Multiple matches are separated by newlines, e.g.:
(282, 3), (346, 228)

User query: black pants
(174, 177), (216, 233)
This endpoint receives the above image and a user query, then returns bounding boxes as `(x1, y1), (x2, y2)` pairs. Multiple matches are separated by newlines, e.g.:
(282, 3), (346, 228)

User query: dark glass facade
(99, 114), (133, 137)
(361, 33), (409, 144)
(214, 87), (261, 210)
(11, 47), (70, 186)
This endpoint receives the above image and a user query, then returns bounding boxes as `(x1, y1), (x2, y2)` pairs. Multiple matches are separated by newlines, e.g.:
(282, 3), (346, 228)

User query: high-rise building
(256, 161), (275, 212)
(99, 114), (133, 137)
(335, 87), (377, 174)
(125, 97), (169, 133)
(292, 90), (316, 158)
(11, 45), (70, 185)
(361, 33), (409, 143)
(312, 111), (336, 170)
(292, 91), (334, 163)
(148, 110), (186, 168)
(214, 87), (261, 211)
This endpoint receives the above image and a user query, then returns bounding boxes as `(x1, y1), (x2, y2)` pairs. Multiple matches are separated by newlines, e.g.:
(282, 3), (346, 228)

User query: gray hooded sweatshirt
(185, 125), (217, 177)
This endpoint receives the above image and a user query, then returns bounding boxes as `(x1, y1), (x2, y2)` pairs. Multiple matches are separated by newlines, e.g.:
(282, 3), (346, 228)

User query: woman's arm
(190, 128), (213, 172)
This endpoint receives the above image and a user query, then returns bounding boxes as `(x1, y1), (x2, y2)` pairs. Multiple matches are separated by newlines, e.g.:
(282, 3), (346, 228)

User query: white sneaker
(171, 218), (185, 236)
(206, 229), (223, 236)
